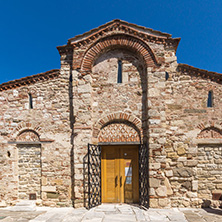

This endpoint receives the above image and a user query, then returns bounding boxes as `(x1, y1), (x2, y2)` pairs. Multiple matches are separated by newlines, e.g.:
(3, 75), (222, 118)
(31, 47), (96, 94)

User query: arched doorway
(87, 120), (148, 208)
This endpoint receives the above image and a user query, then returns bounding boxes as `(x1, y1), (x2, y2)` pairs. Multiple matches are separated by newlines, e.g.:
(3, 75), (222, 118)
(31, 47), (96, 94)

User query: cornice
(61, 20), (180, 52)
(0, 69), (60, 92)
(178, 64), (222, 82)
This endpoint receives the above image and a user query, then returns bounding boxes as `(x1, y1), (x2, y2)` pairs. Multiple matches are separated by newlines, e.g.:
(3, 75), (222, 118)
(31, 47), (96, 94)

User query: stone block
(42, 177), (47, 186)
(156, 186), (167, 197)
(216, 184), (222, 189)
(47, 192), (59, 199)
(178, 157), (187, 162)
(173, 168), (194, 177)
(167, 104), (182, 110)
(165, 170), (173, 177)
(149, 163), (160, 170)
(182, 181), (192, 190)
(149, 199), (159, 208)
(158, 198), (170, 207)
(42, 186), (56, 192)
(186, 160), (198, 167)
(192, 180), (198, 191)
(187, 191), (197, 198)
(177, 146), (186, 155)
(149, 188), (155, 196)
(0, 200), (6, 207)
(149, 178), (160, 188)
(164, 178), (173, 195)
(167, 152), (178, 158)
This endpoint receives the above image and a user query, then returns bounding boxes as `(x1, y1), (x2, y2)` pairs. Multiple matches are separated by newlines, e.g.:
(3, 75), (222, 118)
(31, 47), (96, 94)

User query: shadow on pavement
(203, 207), (222, 216)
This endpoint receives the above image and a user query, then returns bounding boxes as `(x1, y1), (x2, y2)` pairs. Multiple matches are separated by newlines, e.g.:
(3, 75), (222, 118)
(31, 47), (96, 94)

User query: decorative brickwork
(81, 35), (160, 73)
(95, 112), (142, 131)
(197, 127), (222, 139)
(98, 123), (140, 143)
(17, 130), (40, 142)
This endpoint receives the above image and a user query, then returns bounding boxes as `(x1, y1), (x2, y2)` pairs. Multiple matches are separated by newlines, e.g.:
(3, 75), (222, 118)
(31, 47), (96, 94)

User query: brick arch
(81, 34), (160, 74)
(11, 122), (44, 140)
(197, 126), (222, 139)
(17, 129), (40, 142)
(93, 112), (142, 139)
(98, 122), (141, 143)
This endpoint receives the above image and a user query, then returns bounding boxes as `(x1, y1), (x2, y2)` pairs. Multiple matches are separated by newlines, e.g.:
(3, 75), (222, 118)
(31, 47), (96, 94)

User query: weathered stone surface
(149, 163), (161, 170)
(182, 181), (192, 190)
(42, 186), (57, 192)
(164, 178), (173, 195)
(173, 168), (194, 177)
(156, 186), (167, 197)
(149, 178), (160, 188)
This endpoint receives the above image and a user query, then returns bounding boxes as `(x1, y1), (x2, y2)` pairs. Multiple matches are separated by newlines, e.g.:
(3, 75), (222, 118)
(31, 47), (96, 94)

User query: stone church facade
(0, 20), (222, 208)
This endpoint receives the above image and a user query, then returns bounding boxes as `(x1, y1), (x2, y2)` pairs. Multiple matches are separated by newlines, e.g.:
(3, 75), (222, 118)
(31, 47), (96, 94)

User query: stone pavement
(0, 204), (222, 222)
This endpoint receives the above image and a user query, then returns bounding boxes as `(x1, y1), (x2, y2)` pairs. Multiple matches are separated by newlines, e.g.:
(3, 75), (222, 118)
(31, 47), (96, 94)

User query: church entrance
(87, 119), (149, 209)
(101, 145), (139, 203)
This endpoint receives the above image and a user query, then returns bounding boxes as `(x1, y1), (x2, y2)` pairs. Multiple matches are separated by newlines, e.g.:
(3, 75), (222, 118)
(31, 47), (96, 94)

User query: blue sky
(0, 0), (222, 84)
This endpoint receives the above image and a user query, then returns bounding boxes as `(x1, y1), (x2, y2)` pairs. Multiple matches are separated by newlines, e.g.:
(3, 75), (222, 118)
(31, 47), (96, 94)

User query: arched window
(165, 72), (169, 80)
(117, 60), (122, 83)
(29, 93), (33, 109)
(207, 91), (213, 107)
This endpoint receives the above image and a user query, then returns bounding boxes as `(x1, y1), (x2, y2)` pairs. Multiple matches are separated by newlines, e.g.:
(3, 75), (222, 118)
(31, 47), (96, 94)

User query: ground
(0, 204), (222, 222)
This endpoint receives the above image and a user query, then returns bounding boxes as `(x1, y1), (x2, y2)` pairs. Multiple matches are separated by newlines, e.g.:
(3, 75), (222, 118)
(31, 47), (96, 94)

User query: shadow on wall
(201, 195), (222, 210)
(69, 67), (78, 207)
(83, 154), (88, 208)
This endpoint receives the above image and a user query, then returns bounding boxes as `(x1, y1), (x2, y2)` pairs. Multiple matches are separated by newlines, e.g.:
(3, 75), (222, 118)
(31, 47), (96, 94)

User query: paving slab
(1, 204), (222, 222)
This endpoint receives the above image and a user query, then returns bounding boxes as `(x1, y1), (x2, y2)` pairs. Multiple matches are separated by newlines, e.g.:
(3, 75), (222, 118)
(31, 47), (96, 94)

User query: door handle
(115, 176), (118, 187)
(120, 176), (122, 187)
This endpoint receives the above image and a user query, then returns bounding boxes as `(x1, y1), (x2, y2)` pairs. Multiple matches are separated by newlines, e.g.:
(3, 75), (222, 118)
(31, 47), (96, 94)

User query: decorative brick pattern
(197, 127), (222, 139)
(81, 35), (159, 73)
(98, 123), (140, 142)
(95, 112), (142, 132)
(17, 130), (40, 142)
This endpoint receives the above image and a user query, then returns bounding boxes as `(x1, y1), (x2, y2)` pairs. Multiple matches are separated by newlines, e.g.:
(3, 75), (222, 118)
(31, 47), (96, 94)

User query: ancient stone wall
(160, 71), (222, 208)
(197, 144), (222, 207)
(0, 73), (73, 207)
(1, 21), (222, 209)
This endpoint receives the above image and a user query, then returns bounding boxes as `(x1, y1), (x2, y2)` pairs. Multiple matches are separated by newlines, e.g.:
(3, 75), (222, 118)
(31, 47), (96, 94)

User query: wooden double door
(101, 145), (139, 203)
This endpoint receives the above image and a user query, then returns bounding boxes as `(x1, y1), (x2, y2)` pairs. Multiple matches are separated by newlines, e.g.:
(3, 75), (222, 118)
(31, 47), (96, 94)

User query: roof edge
(178, 63), (222, 80)
(0, 69), (60, 92)
(68, 19), (175, 44)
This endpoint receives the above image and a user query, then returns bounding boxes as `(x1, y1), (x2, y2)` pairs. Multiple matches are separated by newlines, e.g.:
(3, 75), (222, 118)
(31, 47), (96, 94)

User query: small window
(117, 60), (122, 83)
(207, 91), (213, 107)
(29, 93), (33, 109)
(165, 72), (169, 80)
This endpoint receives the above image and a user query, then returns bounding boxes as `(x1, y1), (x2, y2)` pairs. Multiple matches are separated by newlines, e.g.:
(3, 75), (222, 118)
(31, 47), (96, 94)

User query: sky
(0, 0), (222, 84)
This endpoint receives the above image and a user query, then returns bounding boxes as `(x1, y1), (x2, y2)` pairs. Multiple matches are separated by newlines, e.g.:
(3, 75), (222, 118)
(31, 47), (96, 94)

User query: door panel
(120, 147), (139, 203)
(101, 146), (120, 202)
(101, 145), (139, 203)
